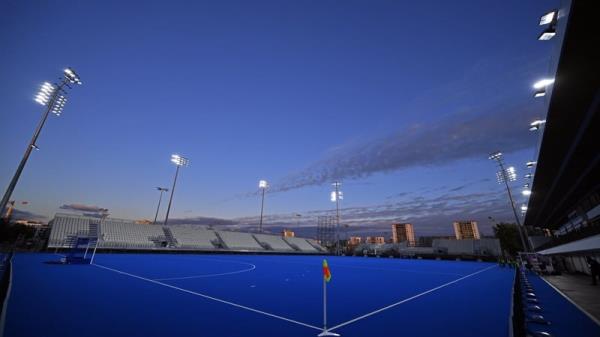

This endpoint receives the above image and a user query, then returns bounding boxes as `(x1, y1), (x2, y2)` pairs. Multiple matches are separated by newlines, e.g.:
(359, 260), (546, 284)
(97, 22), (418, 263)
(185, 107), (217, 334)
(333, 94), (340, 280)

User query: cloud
(167, 188), (516, 238)
(226, 190), (513, 236)
(60, 203), (109, 217)
(273, 101), (538, 192)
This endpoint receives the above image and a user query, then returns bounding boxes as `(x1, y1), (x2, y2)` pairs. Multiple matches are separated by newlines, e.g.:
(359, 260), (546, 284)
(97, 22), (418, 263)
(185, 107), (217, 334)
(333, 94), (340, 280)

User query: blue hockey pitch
(5, 253), (518, 336)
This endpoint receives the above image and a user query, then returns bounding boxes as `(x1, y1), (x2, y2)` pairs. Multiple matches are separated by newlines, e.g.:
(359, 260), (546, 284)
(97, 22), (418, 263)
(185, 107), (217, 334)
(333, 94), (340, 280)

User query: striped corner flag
(322, 259), (332, 282)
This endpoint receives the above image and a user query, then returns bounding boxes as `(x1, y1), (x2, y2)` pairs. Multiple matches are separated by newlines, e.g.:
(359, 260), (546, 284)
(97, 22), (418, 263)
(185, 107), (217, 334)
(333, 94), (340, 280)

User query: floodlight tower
(331, 181), (343, 255)
(0, 68), (82, 216)
(153, 187), (169, 224)
(258, 180), (268, 232)
(163, 154), (189, 226)
(488, 152), (529, 252)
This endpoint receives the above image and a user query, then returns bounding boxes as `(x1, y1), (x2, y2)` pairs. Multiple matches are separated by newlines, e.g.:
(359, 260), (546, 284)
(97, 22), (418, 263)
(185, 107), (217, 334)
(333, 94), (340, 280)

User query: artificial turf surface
(5, 253), (520, 337)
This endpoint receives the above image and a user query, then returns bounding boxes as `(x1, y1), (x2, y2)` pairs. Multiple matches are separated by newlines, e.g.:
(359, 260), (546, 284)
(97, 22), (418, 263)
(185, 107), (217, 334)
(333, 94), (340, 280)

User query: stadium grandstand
(47, 213), (326, 254)
(522, 0), (600, 277)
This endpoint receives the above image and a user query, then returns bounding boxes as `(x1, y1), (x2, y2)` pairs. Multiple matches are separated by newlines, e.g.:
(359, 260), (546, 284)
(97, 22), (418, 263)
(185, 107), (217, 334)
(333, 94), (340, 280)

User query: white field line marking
(92, 263), (321, 331)
(329, 265), (498, 331)
(154, 263), (256, 281)
(539, 275), (600, 327)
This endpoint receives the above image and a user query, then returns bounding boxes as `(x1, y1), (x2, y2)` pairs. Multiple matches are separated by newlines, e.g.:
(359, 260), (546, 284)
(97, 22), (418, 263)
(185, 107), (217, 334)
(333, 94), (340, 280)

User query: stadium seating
(48, 214), (91, 247)
(283, 237), (319, 252)
(169, 225), (218, 249)
(100, 220), (164, 249)
(47, 214), (325, 254)
(253, 234), (295, 251)
(216, 231), (264, 251)
(306, 239), (327, 252)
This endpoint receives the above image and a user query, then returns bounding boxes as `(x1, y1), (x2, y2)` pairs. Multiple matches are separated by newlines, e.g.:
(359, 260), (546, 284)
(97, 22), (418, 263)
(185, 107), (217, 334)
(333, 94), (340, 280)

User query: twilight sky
(0, 0), (557, 237)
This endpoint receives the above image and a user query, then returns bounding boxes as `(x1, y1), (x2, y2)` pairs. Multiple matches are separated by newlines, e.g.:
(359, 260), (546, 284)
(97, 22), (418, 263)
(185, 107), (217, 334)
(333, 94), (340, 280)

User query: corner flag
(318, 259), (339, 336)
(323, 259), (332, 282)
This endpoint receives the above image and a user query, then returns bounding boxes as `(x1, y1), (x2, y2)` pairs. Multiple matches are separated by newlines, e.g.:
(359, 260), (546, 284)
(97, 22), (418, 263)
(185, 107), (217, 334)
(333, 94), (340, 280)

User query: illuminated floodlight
(496, 166), (517, 184)
(525, 173), (533, 179)
(506, 167), (517, 181)
(533, 78), (554, 89)
(259, 180), (268, 189)
(35, 82), (55, 106)
(526, 161), (537, 168)
(488, 151), (502, 160)
(330, 191), (344, 201)
(534, 88), (546, 98)
(529, 119), (546, 131)
(51, 95), (67, 116)
(63, 67), (82, 85)
(330, 191), (344, 202)
(538, 27), (556, 41)
(521, 205), (528, 212)
(539, 10), (557, 25)
(522, 189), (532, 196)
(170, 154), (189, 166)
(331, 181), (343, 202)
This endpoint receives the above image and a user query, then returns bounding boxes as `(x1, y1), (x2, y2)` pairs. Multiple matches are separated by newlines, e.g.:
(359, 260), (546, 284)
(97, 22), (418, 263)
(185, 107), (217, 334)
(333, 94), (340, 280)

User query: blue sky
(0, 0), (557, 237)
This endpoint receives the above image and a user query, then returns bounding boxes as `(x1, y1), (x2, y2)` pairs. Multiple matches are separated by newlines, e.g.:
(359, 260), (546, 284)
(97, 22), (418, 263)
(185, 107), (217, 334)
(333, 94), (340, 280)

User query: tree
(493, 222), (524, 256)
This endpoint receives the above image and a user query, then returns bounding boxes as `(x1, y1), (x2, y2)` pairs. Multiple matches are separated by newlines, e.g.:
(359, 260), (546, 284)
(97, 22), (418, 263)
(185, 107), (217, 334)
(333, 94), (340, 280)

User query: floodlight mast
(153, 187), (169, 224)
(488, 152), (530, 252)
(163, 154), (188, 226)
(0, 68), (82, 216)
(258, 180), (268, 233)
(331, 181), (342, 255)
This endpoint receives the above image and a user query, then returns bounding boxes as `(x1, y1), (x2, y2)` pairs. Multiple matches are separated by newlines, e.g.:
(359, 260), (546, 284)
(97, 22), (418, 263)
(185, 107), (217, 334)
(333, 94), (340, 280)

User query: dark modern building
(524, 0), (600, 274)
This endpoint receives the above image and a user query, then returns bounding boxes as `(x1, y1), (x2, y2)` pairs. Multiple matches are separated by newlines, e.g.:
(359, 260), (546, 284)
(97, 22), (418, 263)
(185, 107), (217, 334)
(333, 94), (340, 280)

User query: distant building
(417, 235), (455, 247)
(453, 221), (480, 240)
(366, 236), (385, 244)
(391, 223), (415, 246)
(135, 219), (153, 225)
(282, 229), (295, 237)
(348, 236), (362, 246)
(432, 238), (501, 256)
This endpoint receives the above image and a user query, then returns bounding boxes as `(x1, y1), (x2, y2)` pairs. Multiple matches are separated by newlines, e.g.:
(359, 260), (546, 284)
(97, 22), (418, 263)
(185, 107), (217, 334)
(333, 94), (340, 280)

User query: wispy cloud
(60, 203), (109, 218)
(274, 102), (538, 192)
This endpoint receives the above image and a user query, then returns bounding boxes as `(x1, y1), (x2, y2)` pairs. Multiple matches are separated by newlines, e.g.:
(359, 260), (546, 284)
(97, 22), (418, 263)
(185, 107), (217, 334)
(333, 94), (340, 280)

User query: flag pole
(318, 262), (339, 337)
(324, 277), (327, 330)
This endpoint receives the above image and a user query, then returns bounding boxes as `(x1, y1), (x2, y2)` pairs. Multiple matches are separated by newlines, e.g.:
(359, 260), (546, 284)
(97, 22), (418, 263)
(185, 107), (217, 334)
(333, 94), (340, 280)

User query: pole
(497, 160), (530, 252)
(323, 277), (327, 330)
(259, 187), (265, 232)
(0, 87), (60, 216)
(163, 165), (180, 226)
(90, 235), (101, 265)
(153, 189), (165, 224)
(318, 276), (339, 336)
(83, 240), (90, 259)
(335, 182), (340, 256)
